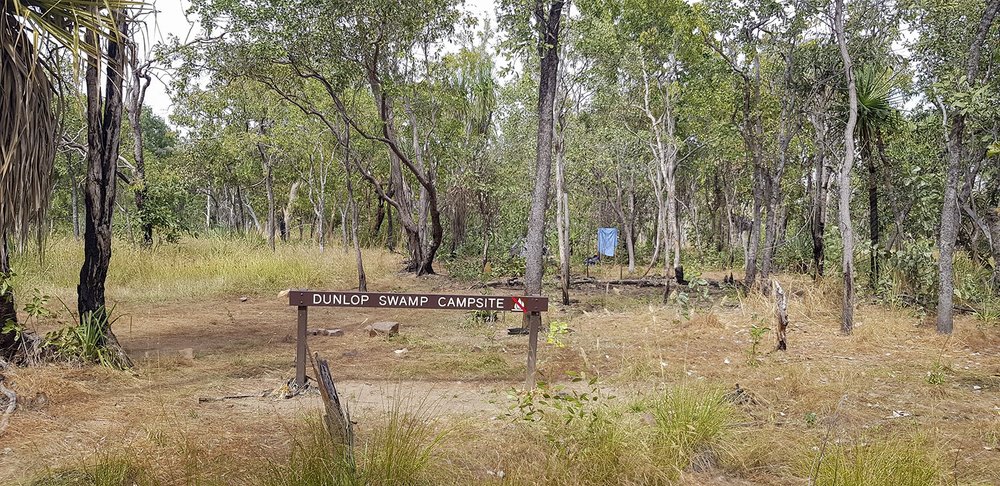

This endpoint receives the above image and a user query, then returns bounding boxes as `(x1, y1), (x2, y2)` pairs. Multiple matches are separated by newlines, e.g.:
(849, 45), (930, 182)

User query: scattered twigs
(774, 280), (789, 351)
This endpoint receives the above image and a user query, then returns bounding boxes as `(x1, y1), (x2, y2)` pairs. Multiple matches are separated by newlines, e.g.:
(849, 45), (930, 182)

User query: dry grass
(3, 238), (1000, 484)
(8, 236), (401, 303)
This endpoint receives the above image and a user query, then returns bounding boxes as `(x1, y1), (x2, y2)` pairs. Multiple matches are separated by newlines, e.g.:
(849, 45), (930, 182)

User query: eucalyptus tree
(191, 0), (462, 275)
(909, 0), (1000, 333)
(498, 0), (566, 306)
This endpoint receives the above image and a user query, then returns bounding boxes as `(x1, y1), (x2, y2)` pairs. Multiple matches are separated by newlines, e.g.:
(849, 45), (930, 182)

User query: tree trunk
(68, 152), (81, 240)
(126, 41), (152, 247)
(555, 101), (570, 305)
(862, 134), (880, 290)
(936, 0), (1000, 334)
(343, 117), (367, 291)
(835, 0), (858, 334)
(809, 107), (830, 279)
(78, 15), (131, 365)
(258, 137), (276, 251)
(523, 0), (564, 299)
(282, 181), (301, 243)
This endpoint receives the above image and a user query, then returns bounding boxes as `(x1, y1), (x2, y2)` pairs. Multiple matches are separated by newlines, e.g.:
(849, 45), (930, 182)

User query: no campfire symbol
(512, 296), (526, 313)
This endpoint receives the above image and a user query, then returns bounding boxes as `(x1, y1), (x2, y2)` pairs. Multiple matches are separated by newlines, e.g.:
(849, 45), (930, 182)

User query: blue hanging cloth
(597, 228), (618, 257)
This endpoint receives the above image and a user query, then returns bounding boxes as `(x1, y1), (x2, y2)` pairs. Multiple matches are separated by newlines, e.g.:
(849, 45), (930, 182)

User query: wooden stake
(311, 352), (353, 454)
(296, 305), (308, 387)
(525, 311), (541, 389)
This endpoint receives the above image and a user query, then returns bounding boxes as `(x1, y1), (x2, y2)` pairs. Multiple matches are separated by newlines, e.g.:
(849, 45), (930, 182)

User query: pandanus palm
(1, 0), (133, 358)
(854, 64), (900, 290)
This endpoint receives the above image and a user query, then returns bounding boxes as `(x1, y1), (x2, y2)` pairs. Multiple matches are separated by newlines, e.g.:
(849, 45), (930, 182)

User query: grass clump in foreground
(32, 451), (154, 486)
(264, 398), (446, 486)
(809, 433), (941, 486)
(509, 379), (737, 484)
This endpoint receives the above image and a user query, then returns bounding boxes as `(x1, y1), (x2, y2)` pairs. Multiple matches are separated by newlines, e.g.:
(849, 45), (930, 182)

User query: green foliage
(43, 304), (129, 370)
(925, 360), (948, 385)
(546, 320), (570, 347)
(884, 240), (938, 305)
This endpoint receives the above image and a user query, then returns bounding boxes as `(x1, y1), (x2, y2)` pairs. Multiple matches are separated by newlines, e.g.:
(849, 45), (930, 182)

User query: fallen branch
(197, 394), (258, 403)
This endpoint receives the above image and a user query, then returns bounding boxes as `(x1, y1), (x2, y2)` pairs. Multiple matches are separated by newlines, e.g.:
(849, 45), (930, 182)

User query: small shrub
(44, 305), (130, 369)
(925, 361), (948, 385)
(546, 320), (570, 347)
(747, 319), (771, 366)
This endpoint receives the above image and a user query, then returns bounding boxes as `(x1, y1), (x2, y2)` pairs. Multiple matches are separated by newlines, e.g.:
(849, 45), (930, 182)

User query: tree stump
(774, 280), (789, 351)
(311, 352), (353, 457)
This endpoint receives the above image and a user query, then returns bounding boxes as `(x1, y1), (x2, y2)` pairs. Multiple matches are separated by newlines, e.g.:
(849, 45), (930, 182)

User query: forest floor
(2, 240), (999, 485)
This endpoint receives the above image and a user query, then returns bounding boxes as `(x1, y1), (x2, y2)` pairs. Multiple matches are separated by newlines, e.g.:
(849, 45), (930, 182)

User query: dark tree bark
(809, 109), (831, 279)
(937, 0), (1000, 334)
(862, 130), (880, 289)
(524, 0), (565, 299)
(78, 14), (131, 364)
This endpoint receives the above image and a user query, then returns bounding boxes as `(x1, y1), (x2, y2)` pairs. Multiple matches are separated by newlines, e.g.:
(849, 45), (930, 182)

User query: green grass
(264, 396), (446, 486)
(509, 383), (736, 484)
(809, 434), (941, 486)
(9, 236), (399, 303)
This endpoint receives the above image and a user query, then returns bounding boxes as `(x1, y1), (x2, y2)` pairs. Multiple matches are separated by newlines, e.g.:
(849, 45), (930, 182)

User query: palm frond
(2, 0), (146, 244)
(855, 64), (899, 125)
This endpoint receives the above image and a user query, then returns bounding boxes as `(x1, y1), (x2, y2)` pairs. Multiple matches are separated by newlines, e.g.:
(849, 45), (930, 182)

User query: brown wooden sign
(287, 290), (548, 313)
(287, 290), (549, 390)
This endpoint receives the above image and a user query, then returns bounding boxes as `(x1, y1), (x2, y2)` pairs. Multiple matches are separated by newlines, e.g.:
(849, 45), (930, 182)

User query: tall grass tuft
(810, 434), (941, 486)
(647, 385), (735, 475)
(31, 451), (154, 486)
(263, 396), (446, 486)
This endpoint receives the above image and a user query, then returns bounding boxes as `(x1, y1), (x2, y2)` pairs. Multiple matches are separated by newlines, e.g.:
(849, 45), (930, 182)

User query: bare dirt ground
(2, 272), (999, 484)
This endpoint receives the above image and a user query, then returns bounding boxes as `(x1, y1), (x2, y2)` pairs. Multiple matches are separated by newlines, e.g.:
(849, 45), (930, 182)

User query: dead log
(774, 280), (788, 351)
(311, 352), (354, 458)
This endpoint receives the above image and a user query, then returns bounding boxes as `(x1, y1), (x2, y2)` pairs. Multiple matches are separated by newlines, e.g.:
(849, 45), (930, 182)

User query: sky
(142, 0), (497, 121)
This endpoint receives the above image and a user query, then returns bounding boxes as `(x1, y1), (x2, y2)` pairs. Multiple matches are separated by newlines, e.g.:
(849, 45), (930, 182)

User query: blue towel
(597, 228), (618, 257)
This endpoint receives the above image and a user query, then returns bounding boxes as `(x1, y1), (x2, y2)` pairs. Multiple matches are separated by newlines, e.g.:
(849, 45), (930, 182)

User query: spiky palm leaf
(855, 64), (900, 143)
(1, 0), (138, 244)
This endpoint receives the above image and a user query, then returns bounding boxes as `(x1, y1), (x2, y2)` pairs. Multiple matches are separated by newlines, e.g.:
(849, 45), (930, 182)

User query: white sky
(142, 0), (497, 121)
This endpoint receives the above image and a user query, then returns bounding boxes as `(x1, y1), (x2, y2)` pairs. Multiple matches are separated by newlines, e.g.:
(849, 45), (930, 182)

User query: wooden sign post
(287, 290), (549, 388)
